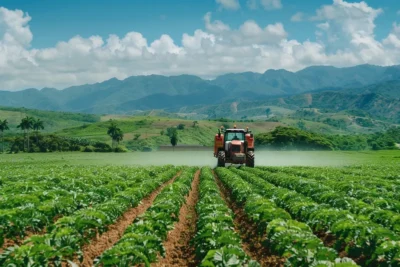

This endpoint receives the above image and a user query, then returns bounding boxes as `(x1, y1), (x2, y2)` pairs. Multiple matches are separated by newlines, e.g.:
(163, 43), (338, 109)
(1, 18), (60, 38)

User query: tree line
(0, 117), (128, 153)
(0, 116), (45, 153)
(255, 126), (400, 151)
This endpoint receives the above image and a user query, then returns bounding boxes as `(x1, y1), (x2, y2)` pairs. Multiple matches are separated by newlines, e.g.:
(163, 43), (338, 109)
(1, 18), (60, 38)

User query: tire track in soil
(152, 169), (200, 267)
(76, 171), (182, 267)
(213, 170), (285, 267)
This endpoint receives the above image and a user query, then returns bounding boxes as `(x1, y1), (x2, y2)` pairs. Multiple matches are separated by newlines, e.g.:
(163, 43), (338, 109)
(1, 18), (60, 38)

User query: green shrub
(83, 146), (95, 152)
(114, 146), (128, 153)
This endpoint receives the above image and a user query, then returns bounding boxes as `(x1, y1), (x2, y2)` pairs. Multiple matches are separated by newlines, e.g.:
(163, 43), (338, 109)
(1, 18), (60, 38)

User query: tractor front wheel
(246, 151), (255, 167)
(217, 151), (225, 167)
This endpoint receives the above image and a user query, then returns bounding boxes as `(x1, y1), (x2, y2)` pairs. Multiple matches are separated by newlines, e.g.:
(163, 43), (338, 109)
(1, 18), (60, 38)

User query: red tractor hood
(231, 140), (242, 145)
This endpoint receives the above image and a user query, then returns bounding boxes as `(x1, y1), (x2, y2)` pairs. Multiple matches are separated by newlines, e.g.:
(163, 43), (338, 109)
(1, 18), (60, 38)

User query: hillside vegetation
(56, 116), (280, 151)
(1, 64), (400, 118)
(0, 106), (100, 134)
(1, 106), (398, 153)
(256, 126), (400, 151)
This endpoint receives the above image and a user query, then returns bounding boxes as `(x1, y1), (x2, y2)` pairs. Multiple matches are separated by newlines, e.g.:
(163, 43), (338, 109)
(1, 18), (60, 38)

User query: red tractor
(214, 125), (255, 167)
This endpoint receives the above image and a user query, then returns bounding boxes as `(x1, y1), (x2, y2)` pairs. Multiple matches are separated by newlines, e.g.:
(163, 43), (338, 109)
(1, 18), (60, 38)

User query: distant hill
(0, 106), (100, 134)
(0, 64), (400, 115)
(177, 81), (400, 125)
(212, 64), (393, 95)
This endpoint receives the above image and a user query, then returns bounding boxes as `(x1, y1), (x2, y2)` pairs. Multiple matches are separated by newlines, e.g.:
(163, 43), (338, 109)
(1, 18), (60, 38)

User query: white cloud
(216, 0), (240, 10)
(383, 23), (400, 48)
(291, 12), (304, 22)
(246, 0), (282, 10)
(204, 12), (230, 34)
(1, 1), (400, 91)
(397, 10), (400, 15)
(312, 0), (382, 36)
(260, 0), (282, 10)
(247, 0), (258, 10)
(317, 22), (330, 31)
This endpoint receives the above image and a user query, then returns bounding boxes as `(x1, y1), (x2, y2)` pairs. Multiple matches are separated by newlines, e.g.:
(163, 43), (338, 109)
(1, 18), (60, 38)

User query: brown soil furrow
(1, 211), (66, 253)
(0, 228), (47, 254)
(152, 169), (200, 267)
(213, 171), (285, 267)
(77, 171), (182, 267)
(315, 231), (366, 266)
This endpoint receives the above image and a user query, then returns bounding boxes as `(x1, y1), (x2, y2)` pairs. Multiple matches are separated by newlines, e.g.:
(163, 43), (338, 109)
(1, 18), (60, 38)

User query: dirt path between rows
(1, 212), (66, 253)
(213, 171), (285, 267)
(152, 170), (200, 267)
(76, 171), (182, 267)
(0, 228), (47, 254)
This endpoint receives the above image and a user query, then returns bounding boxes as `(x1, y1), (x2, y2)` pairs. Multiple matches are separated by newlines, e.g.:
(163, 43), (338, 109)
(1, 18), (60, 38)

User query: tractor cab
(214, 125), (255, 167)
(224, 129), (245, 159)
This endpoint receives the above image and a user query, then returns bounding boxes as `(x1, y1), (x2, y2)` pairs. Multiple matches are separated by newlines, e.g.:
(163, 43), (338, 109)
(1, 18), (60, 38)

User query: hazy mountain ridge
(0, 64), (399, 118)
(178, 87), (400, 123)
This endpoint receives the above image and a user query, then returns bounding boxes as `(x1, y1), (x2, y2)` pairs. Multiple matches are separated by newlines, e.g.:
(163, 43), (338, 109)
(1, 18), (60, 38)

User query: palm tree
(0, 120), (9, 153)
(170, 131), (178, 151)
(107, 120), (123, 149)
(114, 128), (124, 147)
(17, 116), (34, 151)
(32, 118), (45, 143)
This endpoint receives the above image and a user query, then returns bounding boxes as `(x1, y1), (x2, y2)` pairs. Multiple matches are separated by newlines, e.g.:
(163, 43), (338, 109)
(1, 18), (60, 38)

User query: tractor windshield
(225, 132), (245, 141)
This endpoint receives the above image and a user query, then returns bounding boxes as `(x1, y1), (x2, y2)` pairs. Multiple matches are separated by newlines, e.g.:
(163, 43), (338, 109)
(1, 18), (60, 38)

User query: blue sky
(1, 0), (400, 90)
(2, 0), (397, 48)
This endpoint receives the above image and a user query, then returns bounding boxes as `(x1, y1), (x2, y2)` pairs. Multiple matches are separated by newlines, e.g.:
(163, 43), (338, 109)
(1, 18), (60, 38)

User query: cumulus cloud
(245, 0), (282, 10)
(215, 0), (240, 10)
(383, 23), (400, 48)
(260, 0), (282, 10)
(247, 0), (258, 10)
(1, 1), (400, 91)
(291, 12), (304, 22)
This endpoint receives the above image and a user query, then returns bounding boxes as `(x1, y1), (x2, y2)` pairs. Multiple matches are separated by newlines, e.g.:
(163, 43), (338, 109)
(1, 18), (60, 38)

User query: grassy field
(55, 116), (281, 149)
(1, 150), (398, 167)
(0, 106), (100, 134)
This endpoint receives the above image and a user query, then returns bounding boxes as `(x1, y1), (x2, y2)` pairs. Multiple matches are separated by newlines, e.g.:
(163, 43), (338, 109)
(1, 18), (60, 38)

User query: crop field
(0, 159), (399, 266)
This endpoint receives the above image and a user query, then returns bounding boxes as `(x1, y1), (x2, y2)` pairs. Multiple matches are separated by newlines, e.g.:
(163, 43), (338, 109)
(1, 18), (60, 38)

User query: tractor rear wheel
(246, 151), (255, 167)
(217, 151), (225, 167)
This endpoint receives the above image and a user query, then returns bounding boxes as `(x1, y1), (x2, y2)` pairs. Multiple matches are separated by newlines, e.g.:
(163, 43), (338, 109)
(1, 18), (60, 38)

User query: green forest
(255, 126), (400, 151)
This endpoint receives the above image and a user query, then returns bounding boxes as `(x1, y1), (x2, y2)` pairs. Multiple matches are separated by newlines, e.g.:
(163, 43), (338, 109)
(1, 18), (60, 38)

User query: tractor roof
(225, 129), (246, 133)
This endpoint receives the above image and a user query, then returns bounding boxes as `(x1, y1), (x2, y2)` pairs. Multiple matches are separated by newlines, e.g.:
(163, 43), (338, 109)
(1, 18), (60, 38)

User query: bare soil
(213, 171), (285, 267)
(76, 171), (182, 267)
(152, 170), (200, 267)
(0, 228), (47, 253)
(315, 229), (366, 264)
(315, 230), (337, 248)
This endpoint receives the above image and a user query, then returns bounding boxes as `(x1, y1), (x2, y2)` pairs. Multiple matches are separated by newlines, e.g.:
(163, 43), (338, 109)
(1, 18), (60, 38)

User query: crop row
(193, 167), (259, 266)
(0, 166), (173, 245)
(263, 166), (400, 203)
(272, 166), (400, 213)
(0, 166), (180, 266)
(233, 167), (400, 266)
(95, 167), (197, 266)
(250, 168), (400, 234)
(215, 168), (356, 266)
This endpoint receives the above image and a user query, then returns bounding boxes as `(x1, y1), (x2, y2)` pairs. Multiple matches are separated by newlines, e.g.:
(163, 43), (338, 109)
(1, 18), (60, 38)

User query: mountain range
(0, 64), (399, 122)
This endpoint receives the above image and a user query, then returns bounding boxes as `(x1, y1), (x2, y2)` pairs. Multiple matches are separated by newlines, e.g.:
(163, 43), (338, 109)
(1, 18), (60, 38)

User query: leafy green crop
(95, 167), (197, 266)
(0, 165), (179, 266)
(217, 167), (358, 266)
(194, 167), (259, 267)
(236, 167), (400, 266)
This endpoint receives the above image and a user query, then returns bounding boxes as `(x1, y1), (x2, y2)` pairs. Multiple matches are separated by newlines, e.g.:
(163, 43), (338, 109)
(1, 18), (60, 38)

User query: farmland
(0, 154), (399, 266)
